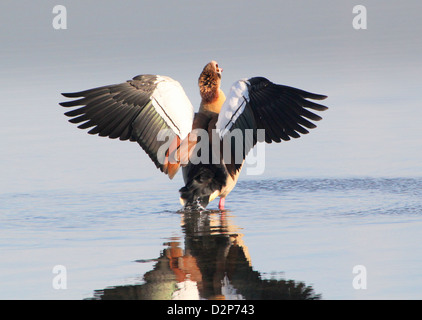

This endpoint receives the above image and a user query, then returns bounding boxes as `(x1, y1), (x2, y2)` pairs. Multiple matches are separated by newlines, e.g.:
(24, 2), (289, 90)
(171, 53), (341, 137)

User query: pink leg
(218, 197), (225, 210)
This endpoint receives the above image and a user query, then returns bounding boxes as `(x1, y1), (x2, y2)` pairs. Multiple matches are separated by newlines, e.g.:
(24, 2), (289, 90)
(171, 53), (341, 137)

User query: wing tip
(59, 100), (76, 107)
(311, 103), (328, 111)
(61, 92), (83, 98)
(312, 94), (328, 101)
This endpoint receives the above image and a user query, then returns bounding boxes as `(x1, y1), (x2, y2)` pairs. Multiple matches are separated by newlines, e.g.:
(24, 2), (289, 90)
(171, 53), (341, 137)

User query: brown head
(198, 61), (223, 105)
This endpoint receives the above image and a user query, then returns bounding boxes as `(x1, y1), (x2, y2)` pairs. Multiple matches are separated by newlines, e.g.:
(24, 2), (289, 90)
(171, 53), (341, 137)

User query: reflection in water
(91, 210), (321, 300)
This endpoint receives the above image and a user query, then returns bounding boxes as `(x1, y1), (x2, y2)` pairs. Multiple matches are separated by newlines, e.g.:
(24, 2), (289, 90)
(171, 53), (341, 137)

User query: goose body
(60, 61), (328, 210)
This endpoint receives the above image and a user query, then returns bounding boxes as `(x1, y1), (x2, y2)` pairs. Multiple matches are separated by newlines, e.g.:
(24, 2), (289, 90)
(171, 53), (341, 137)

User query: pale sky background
(1, 0), (422, 193)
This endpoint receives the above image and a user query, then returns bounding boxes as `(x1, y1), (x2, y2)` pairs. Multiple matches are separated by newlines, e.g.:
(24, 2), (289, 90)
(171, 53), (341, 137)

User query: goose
(60, 61), (328, 210)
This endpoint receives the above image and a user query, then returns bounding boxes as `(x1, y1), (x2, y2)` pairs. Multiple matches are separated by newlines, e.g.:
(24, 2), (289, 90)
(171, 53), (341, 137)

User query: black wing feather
(247, 77), (328, 143)
(219, 77), (328, 177)
(60, 75), (190, 176)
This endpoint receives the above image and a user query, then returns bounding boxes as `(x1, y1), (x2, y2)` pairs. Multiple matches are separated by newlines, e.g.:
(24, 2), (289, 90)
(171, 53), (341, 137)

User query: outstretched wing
(215, 77), (328, 176)
(60, 75), (194, 178)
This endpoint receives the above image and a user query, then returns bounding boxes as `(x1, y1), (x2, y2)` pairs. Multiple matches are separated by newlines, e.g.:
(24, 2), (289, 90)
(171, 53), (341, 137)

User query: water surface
(1, 177), (422, 299)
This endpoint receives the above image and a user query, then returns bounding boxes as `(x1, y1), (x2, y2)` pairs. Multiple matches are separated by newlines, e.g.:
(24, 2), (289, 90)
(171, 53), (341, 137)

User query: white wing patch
(216, 79), (250, 138)
(151, 76), (194, 139)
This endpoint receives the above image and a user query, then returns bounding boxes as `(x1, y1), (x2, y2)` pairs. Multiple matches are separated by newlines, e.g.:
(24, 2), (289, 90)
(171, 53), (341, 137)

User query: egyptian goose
(60, 61), (328, 210)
